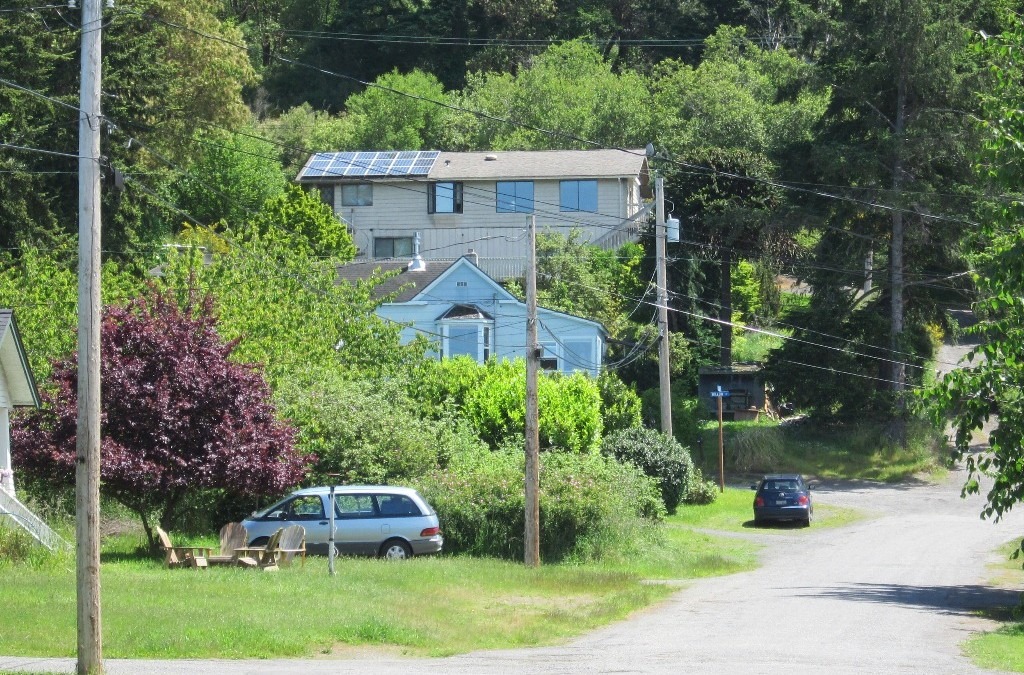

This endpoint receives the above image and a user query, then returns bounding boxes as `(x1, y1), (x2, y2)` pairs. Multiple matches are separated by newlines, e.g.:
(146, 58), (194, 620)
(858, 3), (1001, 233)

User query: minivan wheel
(380, 539), (412, 560)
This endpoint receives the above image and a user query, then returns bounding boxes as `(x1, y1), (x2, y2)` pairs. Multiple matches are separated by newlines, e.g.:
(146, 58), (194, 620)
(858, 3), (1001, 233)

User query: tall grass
(696, 418), (948, 482)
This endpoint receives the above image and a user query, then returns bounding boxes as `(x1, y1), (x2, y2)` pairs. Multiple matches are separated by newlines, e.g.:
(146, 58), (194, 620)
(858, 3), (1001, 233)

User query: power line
(275, 28), (801, 49)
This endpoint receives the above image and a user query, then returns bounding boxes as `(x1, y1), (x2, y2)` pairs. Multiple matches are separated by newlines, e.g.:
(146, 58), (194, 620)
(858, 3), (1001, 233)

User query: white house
(0, 310), (40, 495)
(298, 148), (651, 279)
(337, 256), (607, 376)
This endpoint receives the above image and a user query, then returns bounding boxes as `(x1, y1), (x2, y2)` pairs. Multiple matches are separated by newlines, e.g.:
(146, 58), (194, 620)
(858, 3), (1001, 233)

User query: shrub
(597, 371), (642, 433)
(601, 426), (695, 513)
(414, 445), (663, 561)
(408, 357), (603, 453)
(683, 468), (720, 505)
(276, 373), (450, 485)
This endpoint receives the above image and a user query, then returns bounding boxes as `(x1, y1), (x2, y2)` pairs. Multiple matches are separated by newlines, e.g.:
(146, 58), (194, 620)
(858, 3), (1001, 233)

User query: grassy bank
(963, 539), (1024, 672)
(693, 418), (948, 484)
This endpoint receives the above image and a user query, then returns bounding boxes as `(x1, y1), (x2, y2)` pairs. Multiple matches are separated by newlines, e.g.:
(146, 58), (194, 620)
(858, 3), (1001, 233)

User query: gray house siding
(304, 150), (650, 280)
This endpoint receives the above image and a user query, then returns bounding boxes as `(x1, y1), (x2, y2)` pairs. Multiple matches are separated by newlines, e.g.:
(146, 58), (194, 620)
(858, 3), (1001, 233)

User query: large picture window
(374, 236), (414, 258)
(428, 182), (464, 213)
(341, 183), (373, 206)
(560, 180), (598, 212)
(496, 181), (534, 213)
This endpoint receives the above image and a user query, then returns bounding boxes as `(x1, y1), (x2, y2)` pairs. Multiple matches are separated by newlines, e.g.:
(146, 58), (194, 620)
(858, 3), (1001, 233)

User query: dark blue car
(751, 473), (813, 526)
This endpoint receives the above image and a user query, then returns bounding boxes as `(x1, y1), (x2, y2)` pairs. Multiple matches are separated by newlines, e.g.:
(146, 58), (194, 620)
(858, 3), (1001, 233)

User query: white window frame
(439, 321), (493, 362)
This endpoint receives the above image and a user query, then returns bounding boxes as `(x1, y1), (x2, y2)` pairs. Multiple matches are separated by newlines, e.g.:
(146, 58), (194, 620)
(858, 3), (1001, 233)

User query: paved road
(5, 470), (1023, 675)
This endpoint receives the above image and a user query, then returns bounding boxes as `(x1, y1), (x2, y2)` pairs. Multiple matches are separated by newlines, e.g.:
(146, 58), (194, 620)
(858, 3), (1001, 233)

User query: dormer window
(438, 304), (494, 363)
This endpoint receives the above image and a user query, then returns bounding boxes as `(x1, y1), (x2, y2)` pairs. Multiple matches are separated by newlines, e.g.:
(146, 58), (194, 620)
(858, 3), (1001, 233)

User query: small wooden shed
(0, 310), (41, 495)
(698, 364), (766, 421)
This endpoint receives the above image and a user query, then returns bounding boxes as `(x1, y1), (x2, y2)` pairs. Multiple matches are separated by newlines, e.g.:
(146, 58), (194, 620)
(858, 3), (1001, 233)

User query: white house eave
(408, 257), (516, 303)
(0, 317), (40, 408)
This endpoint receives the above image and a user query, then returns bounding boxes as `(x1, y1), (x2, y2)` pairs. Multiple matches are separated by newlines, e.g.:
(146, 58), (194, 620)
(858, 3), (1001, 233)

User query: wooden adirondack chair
(235, 528), (283, 571)
(156, 526), (211, 569)
(275, 525), (306, 568)
(206, 522), (248, 566)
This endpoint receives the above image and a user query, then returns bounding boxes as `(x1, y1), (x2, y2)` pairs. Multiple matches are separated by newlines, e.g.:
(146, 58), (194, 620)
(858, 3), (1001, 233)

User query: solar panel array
(299, 150), (439, 179)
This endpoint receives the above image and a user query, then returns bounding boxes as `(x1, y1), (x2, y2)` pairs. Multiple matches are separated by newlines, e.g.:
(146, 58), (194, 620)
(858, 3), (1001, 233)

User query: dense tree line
(4, 0), (1024, 537)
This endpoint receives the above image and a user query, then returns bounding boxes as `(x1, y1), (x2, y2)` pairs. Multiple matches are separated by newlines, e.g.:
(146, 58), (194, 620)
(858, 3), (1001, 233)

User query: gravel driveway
(5, 470), (1023, 675)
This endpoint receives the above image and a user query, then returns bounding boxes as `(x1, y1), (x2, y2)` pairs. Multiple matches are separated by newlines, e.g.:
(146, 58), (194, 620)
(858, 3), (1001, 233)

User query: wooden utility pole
(655, 176), (672, 436)
(76, 0), (104, 672)
(524, 215), (540, 567)
(717, 393), (725, 493)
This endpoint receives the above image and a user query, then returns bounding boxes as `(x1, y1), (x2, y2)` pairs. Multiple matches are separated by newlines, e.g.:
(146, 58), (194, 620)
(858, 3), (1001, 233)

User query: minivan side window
(335, 494), (377, 518)
(265, 495), (324, 521)
(376, 494), (422, 517)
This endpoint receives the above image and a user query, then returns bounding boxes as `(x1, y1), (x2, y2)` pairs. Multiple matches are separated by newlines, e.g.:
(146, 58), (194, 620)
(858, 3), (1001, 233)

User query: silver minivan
(242, 485), (443, 559)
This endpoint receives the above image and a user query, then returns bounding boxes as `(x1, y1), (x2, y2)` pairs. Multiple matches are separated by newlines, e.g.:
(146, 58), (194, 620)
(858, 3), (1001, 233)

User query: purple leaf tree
(12, 285), (310, 547)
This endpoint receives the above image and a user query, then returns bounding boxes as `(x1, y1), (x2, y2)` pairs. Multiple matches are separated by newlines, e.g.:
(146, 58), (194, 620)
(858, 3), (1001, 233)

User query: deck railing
(0, 486), (70, 550)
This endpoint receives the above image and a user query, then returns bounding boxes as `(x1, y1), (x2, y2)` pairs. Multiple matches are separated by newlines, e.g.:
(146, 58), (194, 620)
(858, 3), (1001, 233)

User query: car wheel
(379, 538), (413, 560)
(249, 536), (269, 547)
(802, 512), (812, 527)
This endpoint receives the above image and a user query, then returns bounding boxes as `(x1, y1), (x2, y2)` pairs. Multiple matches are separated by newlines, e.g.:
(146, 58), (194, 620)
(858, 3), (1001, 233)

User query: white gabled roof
(0, 310), (40, 408)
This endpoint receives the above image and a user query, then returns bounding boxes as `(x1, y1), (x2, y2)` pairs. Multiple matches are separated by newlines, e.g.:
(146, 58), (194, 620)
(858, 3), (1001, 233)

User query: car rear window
(376, 494), (422, 517)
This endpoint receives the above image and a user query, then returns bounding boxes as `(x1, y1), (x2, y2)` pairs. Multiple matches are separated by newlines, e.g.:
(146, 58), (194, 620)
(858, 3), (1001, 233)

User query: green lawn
(962, 540), (1024, 672)
(0, 512), (760, 660)
(668, 486), (865, 534)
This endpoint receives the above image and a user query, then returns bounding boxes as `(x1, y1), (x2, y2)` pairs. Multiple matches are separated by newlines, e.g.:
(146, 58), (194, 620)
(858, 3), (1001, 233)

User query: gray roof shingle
(429, 149), (648, 181)
(335, 260), (455, 303)
(299, 149), (649, 184)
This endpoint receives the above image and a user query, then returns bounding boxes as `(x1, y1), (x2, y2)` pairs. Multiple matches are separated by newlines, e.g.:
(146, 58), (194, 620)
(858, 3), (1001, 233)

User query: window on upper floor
(374, 236), (414, 258)
(341, 183), (373, 206)
(428, 182), (464, 214)
(317, 185), (335, 208)
(560, 180), (598, 212)
(496, 181), (534, 213)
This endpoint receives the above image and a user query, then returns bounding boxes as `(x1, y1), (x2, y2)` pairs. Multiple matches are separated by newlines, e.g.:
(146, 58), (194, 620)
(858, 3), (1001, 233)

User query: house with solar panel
(336, 255), (607, 376)
(296, 149), (651, 279)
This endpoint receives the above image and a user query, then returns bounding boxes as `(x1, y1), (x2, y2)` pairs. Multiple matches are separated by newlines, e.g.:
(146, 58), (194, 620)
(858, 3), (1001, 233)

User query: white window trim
(439, 321), (493, 362)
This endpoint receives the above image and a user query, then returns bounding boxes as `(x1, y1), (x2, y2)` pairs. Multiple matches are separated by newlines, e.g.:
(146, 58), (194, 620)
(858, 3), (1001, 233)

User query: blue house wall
(375, 258), (604, 375)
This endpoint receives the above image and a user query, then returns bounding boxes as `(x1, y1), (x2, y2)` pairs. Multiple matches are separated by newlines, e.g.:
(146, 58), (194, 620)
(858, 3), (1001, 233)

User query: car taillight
(754, 497), (764, 507)
(798, 495), (809, 505)
(420, 526), (440, 537)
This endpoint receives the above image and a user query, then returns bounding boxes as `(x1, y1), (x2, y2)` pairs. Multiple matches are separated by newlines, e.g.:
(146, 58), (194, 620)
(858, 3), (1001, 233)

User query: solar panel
(299, 150), (439, 179)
